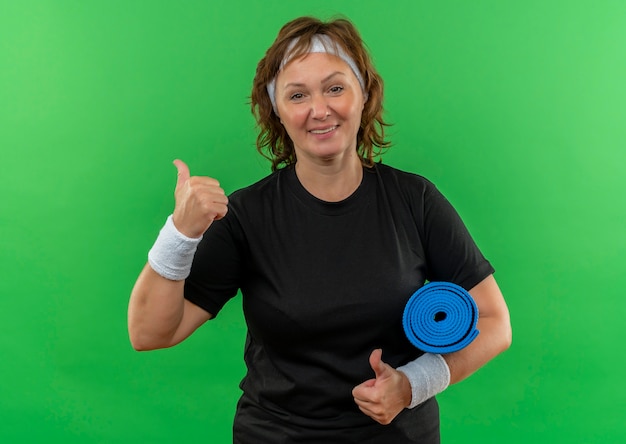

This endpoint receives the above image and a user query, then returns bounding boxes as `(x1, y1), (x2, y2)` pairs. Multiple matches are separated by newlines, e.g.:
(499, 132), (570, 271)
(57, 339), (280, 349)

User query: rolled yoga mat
(402, 281), (479, 354)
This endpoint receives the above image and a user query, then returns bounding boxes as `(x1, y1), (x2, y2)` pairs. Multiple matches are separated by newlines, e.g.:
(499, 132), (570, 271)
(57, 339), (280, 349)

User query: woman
(128, 16), (512, 443)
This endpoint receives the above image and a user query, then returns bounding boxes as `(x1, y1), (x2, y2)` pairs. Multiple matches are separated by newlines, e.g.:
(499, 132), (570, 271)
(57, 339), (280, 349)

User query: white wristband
(397, 353), (451, 409)
(147, 215), (202, 281)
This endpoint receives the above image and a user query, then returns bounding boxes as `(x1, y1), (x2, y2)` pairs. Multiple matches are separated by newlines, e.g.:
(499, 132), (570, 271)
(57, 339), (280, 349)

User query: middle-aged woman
(128, 16), (512, 443)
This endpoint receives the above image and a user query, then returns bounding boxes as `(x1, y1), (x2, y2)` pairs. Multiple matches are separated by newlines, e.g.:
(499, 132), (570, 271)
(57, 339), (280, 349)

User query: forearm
(443, 314), (512, 384)
(398, 274), (511, 410)
(128, 263), (186, 351)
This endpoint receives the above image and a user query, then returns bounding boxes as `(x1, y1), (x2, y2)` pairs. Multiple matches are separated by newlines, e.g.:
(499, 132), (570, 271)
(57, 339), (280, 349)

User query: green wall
(1, 1), (624, 442)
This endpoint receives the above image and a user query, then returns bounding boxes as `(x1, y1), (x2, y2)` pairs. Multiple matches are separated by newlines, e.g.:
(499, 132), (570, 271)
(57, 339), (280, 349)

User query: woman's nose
(310, 95), (330, 120)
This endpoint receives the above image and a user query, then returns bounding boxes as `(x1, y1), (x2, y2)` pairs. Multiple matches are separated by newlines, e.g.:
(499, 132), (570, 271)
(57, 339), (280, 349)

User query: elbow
(127, 311), (171, 352)
(129, 337), (165, 352)
(129, 338), (151, 352)
(484, 314), (512, 356)
(500, 320), (513, 353)
(129, 332), (151, 352)
(128, 320), (146, 351)
(128, 327), (165, 352)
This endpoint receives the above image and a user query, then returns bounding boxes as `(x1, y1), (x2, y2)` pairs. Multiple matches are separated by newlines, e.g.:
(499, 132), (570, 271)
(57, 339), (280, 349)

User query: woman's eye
(329, 85), (344, 94)
(290, 93), (304, 100)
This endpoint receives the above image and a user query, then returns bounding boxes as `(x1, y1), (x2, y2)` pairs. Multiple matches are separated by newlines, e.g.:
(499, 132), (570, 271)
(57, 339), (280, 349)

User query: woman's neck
(294, 154), (363, 202)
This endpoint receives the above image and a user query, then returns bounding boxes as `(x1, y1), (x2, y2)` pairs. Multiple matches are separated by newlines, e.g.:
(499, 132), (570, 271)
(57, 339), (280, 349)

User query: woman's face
(275, 52), (366, 165)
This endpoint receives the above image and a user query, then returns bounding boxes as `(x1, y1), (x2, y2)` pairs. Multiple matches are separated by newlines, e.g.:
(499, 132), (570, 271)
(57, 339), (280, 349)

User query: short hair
(250, 16), (391, 171)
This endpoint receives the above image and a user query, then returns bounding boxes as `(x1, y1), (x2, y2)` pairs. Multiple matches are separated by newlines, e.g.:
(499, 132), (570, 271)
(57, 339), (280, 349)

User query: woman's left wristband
(397, 353), (450, 409)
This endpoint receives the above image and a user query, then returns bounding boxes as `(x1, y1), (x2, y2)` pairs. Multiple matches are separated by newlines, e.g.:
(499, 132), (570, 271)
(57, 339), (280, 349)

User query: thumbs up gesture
(352, 349), (412, 425)
(172, 159), (229, 238)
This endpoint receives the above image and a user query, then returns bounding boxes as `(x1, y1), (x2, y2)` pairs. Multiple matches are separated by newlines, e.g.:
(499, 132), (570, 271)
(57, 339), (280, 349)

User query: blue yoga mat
(402, 282), (479, 354)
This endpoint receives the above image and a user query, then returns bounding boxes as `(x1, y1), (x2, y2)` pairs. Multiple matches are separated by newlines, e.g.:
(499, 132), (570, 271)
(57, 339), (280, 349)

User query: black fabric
(185, 163), (494, 443)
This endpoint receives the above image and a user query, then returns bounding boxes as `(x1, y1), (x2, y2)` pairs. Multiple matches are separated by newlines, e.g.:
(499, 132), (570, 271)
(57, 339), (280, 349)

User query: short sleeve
(184, 211), (245, 318)
(421, 182), (494, 290)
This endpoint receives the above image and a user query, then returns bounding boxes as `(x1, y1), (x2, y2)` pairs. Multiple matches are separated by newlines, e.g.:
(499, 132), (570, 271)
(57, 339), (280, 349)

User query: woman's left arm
(444, 274), (512, 384)
(352, 274), (511, 424)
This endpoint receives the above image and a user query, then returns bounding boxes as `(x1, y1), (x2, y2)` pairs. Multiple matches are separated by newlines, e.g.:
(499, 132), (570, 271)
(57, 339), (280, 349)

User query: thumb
(369, 349), (390, 380)
(173, 159), (190, 191)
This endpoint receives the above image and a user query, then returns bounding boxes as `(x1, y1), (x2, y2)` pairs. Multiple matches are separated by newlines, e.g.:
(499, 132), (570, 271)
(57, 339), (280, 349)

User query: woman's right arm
(128, 264), (213, 351)
(127, 160), (228, 351)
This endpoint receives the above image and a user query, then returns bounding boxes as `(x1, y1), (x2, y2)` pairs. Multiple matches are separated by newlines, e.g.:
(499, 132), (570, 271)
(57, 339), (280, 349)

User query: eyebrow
(283, 71), (347, 89)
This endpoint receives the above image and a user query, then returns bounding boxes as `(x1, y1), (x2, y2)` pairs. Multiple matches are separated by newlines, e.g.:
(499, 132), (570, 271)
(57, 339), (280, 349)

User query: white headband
(266, 34), (367, 114)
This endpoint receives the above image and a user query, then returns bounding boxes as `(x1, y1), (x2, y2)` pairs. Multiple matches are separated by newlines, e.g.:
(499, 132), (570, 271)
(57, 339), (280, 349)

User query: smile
(309, 125), (338, 135)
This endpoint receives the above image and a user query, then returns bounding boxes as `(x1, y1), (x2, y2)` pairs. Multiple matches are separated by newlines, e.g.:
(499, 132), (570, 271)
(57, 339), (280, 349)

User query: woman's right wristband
(147, 215), (202, 281)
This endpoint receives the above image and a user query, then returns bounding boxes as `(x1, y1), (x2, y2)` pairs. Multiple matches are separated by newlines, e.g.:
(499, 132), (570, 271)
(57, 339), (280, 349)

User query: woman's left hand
(352, 349), (412, 425)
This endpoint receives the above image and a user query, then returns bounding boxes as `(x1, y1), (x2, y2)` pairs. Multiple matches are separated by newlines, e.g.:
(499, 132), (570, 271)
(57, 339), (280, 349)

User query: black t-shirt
(185, 163), (494, 443)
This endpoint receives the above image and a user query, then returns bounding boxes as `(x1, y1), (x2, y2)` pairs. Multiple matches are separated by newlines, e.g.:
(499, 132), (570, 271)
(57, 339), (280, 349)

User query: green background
(1, 0), (624, 442)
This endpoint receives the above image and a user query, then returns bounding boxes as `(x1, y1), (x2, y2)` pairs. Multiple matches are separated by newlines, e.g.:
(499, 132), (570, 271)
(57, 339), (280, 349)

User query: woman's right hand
(172, 159), (229, 238)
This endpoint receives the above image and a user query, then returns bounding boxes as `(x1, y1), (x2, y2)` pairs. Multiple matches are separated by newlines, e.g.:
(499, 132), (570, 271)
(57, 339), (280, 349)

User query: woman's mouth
(309, 125), (338, 135)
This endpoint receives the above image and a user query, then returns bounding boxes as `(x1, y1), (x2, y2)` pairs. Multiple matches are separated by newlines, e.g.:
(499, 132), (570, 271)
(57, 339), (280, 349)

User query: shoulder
(223, 168), (295, 222)
(374, 162), (432, 183)
(372, 163), (438, 197)
(372, 163), (457, 223)
(228, 169), (284, 201)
